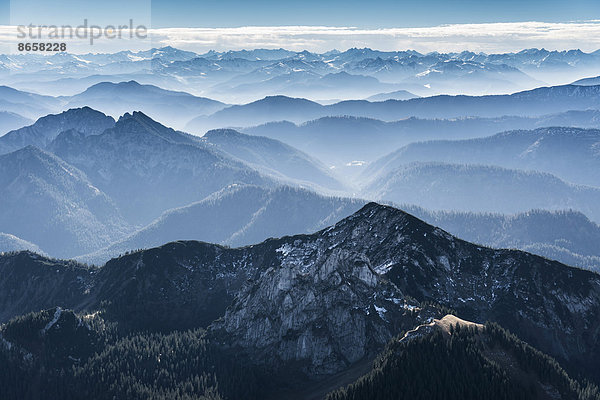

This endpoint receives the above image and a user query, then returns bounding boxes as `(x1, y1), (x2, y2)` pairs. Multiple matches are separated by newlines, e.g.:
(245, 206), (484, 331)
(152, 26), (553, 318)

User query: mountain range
(4, 47), (600, 102)
(78, 185), (600, 272)
(365, 127), (600, 187)
(1, 203), (599, 398)
(1, 105), (599, 271)
(364, 162), (600, 223)
(0, 106), (115, 155)
(2, 45), (600, 399)
(186, 84), (600, 133)
(3, 79), (600, 141)
(404, 206), (600, 272)
(0, 145), (129, 257)
(45, 111), (277, 226)
(64, 81), (227, 130)
(0, 85), (62, 120)
(79, 184), (364, 264)
(0, 112), (31, 135)
(201, 129), (345, 191)
(0, 108), (358, 257)
(243, 111), (600, 169)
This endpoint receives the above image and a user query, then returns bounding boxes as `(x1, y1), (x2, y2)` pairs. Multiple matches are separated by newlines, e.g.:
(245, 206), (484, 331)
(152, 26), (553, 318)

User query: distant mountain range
(0, 112), (31, 135)
(1, 106), (599, 267)
(0, 108), (355, 257)
(243, 111), (600, 168)
(366, 89), (419, 101)
(364, 162), (600, 223)
(0, 106), (114, 155)
(404, 206), (600, 272)
(77, 184), (600, 271)
(64, 81), (227, 130)
(2, 78), (600, 138)
(365, 126), (600, 187)
(46, 111), (274, 225)
(0, 81), (227, 131)
(79, 185), (364, 264)
(0, 146), (129, 257)
(0, 85), (62, 120)
(187, 84), (600, 133)
(201, 129), (345, 191)
(3, 47), (600, 102)
(211, 71), (410, 101)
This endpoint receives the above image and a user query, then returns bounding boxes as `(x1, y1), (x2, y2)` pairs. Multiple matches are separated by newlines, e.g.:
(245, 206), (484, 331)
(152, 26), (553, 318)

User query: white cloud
(1, 21), (600, 53)
(148, 21), (600, 53)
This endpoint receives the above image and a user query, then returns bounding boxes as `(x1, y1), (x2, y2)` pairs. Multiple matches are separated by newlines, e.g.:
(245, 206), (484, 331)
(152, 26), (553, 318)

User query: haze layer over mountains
(1, 45), (600, 399)
(1, 46), (600, 274)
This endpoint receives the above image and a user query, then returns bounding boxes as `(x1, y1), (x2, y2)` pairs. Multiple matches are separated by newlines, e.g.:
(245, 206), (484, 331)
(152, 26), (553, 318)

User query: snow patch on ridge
(41, 307), (62, 335)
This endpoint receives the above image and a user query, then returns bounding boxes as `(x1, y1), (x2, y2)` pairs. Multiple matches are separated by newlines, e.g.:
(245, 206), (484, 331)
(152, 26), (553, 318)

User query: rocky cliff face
(214, 242), (428, 375)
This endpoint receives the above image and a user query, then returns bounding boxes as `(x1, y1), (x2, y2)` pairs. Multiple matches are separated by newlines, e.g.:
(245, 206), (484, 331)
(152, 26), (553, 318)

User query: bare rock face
(215, 233), (431, 375)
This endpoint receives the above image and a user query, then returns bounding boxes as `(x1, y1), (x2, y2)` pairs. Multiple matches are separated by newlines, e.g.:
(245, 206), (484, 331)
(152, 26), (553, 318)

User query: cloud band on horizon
(150, 21), (600, 53)
(0, 20), (599, 54)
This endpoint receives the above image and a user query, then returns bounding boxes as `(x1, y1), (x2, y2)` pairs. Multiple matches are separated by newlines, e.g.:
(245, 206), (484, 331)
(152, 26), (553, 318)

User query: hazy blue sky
(148, 0), (599, 28)
(2, 0), (598, 27)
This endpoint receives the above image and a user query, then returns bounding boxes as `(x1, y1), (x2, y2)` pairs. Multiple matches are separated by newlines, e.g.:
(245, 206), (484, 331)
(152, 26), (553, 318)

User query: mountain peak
(117, 110), (151, 122)
(113, 111), (180, 140)
(251, 95), (321, 108)
(116, 110), (176, 130)
(346, 201), (408, 222)
(203, 128), (244, 139)
(262, 94), (304, 102)
(88, 80), (134, 89)
(0, 106), (114, 155)
(326, 201), (440, 245)
(120, 80), (141, 86)
(84, 80), (143, 95)
(51, 106), (112, 123)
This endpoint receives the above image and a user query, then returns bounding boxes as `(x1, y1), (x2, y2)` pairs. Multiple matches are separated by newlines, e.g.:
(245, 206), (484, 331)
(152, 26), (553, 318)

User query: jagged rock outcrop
(214, 244), (425, 375)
